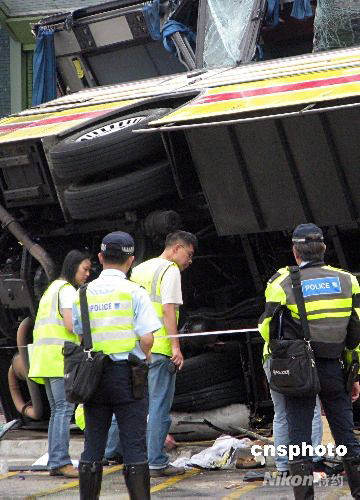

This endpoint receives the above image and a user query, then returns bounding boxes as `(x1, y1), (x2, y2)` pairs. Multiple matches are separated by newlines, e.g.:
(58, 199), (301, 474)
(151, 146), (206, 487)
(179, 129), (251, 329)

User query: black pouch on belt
(128, 353), (149, 399)
(345, 350), (360, 393)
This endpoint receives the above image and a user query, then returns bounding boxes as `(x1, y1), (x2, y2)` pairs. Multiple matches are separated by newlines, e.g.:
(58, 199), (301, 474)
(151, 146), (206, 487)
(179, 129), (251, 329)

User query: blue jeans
(44, 377), (74, 470)
(104, 415), (123, 459)
(147, 354), (176, 469)
(263, 359), (323, 471)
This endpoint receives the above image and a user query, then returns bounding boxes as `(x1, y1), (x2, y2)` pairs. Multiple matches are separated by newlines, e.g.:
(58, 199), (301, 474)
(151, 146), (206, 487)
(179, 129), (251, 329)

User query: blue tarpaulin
(142, 0), (161, 40)
(162, 20), (196, 56)
(32, 27), (57, 106)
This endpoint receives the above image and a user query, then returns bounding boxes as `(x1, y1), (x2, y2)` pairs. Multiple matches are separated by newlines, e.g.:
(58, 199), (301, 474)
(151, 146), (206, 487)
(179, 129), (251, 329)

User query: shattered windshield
(202, 0), (257, 68)
(313, 0), (360, 52)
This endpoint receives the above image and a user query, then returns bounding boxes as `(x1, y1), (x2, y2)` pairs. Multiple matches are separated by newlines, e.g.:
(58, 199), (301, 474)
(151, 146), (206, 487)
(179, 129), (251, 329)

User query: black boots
(343, 456), (360, 499)
(79, 461), (103, 500)
(123, 462), (151, 500)
(289, 460), (314, 500)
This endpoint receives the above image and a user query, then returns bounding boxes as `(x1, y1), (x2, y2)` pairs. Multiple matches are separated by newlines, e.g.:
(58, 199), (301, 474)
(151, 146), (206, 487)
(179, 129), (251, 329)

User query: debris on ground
(171, 435), (253, 470)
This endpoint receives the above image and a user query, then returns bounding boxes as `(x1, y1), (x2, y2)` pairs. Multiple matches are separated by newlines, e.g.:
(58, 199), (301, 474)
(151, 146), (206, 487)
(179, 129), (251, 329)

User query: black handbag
(269, 266), (321, 397)
(63, 285), (108, 404)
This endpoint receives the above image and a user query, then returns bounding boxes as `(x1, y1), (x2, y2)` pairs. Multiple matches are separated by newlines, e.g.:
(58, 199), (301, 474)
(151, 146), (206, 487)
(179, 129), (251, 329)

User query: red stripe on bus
(0, 109), (111, 133)
(195, 73), (360, 104)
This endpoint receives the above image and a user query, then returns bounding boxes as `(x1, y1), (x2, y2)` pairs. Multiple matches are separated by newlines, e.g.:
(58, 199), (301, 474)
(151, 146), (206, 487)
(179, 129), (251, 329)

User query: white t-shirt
(160, 263), (183, 305)
(58, 283), (76, 311)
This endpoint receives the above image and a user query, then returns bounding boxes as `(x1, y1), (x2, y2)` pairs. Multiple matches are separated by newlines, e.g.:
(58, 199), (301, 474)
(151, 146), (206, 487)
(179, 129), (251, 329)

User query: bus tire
(49, 108), (171, 181)
(172, 379), (246, 412)
(175, 349), (243, 396)
(64, 161), (176, 220)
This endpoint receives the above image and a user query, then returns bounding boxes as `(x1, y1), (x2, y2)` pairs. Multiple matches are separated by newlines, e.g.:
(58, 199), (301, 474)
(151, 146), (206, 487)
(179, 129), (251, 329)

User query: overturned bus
(0, 0), (360, 435)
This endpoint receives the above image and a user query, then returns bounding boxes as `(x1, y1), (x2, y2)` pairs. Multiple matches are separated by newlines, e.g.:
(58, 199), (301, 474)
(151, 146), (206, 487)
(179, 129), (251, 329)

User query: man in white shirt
(131, 230), (198, 477)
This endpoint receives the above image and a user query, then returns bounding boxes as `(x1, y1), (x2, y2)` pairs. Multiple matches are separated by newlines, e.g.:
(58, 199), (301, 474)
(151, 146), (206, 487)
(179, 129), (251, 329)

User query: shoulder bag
(63, 284), (108, 404)
(268, 266), (321, 397)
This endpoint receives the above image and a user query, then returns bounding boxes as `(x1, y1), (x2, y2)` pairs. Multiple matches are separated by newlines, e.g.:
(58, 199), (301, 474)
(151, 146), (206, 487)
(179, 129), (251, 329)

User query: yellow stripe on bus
(0, 100), (140, 144)
(0, 99), (137, 127)
(152, 65), (360, 124)
(153, 81), (360, 124)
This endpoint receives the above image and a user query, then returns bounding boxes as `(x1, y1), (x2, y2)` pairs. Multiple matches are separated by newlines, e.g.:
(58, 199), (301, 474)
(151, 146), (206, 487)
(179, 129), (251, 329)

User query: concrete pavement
(0, 429), (354, 499)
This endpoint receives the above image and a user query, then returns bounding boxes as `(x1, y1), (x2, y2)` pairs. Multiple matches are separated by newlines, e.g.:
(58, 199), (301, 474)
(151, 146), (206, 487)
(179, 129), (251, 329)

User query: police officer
(73, 231), (161, 500)
(131, 230), (197, 476)
(259, 223), (360, 499)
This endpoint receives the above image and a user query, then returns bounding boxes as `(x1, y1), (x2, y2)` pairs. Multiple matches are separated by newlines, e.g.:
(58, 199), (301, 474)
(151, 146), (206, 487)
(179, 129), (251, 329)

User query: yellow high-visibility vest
(75, 404), (85, 430)
(259, 265), (360, 361)
(28, 279), (79, 384)
(73, 279), (137, 355)
(131, 258), (179, 357)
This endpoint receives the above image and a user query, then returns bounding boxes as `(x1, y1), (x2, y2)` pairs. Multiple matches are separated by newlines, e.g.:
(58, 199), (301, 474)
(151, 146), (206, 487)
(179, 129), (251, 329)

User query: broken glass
(203, 0), (259, 68)
(313, 0), (360, 52)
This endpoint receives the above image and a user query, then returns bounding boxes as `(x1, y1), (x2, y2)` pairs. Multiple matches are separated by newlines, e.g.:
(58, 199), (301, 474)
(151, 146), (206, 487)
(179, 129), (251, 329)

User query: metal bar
(0, 204), (56, 281)
(20, 249), (36, 317)
(246, 332), (259, 410)
(319, 114), (359, 222)
(161, 133), (184, 199)
(240, 235), (263, 293)
(240, 234), (264, 292)
(194, 0), (209, 68)
(171, 32), (196, 71)
(227, 125), (266, 230)
(239, 342), (254, 408)
(135, 101), (360, 133)
(228, 424), (273, 444)
(275, 119), (314, 221)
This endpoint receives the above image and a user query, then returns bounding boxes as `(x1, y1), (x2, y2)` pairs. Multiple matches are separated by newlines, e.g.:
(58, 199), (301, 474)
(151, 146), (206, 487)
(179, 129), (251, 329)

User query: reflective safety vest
(131, 257), (179, 357)
(75, 404), (85, 430)
(74, 278), (137, 355)
(259, 264), (360, 361)
(28, 279), (79, 384)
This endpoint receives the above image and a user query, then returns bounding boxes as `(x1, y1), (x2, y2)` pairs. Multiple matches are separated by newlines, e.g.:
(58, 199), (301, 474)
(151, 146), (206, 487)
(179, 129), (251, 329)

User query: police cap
(292, 223), (324, 244)
(101, 231), (135, 256)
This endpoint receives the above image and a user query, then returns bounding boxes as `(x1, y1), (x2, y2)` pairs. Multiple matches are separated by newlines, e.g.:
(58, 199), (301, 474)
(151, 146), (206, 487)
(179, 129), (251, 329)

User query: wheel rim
(75, 116), (145, 142)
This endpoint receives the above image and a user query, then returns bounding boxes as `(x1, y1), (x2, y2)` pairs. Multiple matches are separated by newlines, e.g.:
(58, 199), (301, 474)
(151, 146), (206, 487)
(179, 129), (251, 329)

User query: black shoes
(313, 459), (343, 477)
(343, 456), (360, 499)
(78, 461), (103, 500)
(123, 462), (150, 500)
(289, 460), (314, 500)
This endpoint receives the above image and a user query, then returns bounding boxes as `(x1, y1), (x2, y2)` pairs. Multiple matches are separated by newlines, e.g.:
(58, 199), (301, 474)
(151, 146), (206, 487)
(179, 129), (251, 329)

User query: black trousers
(285, 357), (360, 461)
(81, 360), (148, 465)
